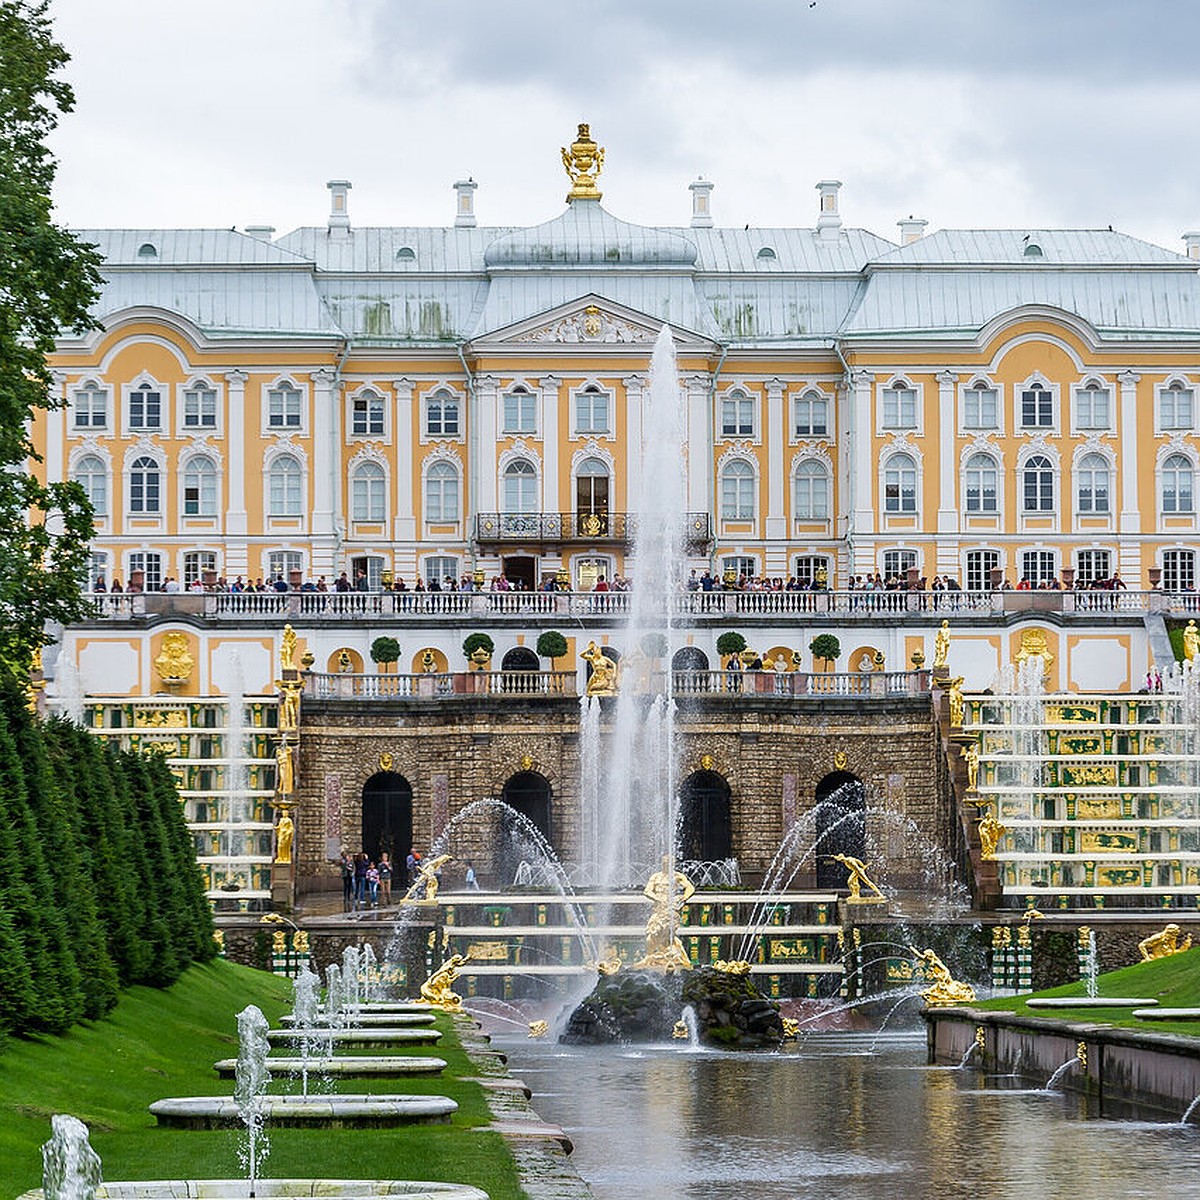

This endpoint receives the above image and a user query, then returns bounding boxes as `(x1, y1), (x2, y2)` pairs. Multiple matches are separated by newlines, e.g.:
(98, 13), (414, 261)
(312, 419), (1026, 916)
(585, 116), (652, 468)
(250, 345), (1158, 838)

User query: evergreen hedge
(0, 684), (214, 1044)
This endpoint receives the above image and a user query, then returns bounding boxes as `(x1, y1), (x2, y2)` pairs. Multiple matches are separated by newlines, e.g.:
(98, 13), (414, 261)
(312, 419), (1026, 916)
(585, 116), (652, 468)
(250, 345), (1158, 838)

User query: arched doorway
(672, 646), (709, 671)
(678, 770), (732, 862)
(501, 646), (540, 670)
(813, 771), (867, 889)
(499, 771), (553, 884)
(361, 772), (413, 867)
(672, 646), (710, 694)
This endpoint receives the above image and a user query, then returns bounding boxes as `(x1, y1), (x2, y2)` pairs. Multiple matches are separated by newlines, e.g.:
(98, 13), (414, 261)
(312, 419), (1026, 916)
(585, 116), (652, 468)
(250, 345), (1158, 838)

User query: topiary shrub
(369, 636), (400, 668)
(640, 632), (669, 660)
(462, 632), (495, 662)
(536, 630), (568, 670)
(809, 633), (841, 669)
(716, 631), (747, 659)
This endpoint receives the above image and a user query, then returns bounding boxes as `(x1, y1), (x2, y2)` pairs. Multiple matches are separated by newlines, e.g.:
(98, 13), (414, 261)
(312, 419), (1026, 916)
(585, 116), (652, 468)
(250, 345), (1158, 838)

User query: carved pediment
(517, 303), (656, 344)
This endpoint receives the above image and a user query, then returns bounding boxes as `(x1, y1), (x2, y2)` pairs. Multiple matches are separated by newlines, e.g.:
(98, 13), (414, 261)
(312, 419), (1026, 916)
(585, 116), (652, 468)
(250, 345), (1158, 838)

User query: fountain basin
(213, 1055), (448, 1078)
(267, 1028), (442, 1047)
(19, 1182), (487, 1199)
(1026, 998), (1159, 1009)
(281, 1013), (436, 1027)
(149, 1094), (458, 1128)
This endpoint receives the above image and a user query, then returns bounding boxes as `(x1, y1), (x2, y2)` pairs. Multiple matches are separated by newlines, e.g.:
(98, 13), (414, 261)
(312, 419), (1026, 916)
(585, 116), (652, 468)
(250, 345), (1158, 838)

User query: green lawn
(0, 960), (524, 1200)
(977, 946), (1200, 1037)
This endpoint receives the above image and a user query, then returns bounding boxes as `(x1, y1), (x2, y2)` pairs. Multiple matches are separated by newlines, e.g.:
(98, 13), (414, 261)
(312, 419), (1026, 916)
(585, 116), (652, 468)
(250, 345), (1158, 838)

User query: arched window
(183, 455), (217, 517)
(793, 460), (830, 519)
(1163, 454), (1195, 514)
(720, 459), (755, 520)
(129, 456), (161, 514)
(1022, 454), (1054, 512)
(351, 461), (386, 522)
(503, 459), (538, 513)
(268, 454), (303, 517)
(964, 453), (998, 513)
(883, 453), (917, 513)
(425, 460), (460, 522)
(1076, 453), (1110, 514)
(72, 454), (107, 516)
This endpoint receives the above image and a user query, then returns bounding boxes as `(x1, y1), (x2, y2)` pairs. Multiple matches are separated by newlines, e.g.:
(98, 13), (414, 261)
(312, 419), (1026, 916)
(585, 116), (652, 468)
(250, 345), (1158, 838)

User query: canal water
(503, 1032), (1200, 1199)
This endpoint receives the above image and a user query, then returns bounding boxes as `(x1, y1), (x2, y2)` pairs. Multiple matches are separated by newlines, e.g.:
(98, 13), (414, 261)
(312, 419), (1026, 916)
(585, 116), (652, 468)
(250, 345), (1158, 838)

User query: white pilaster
(476, 375), (499, 512)
(311, 366), (337, 576)
(765, 377), (786, 540)
(1118, 370), (1142, 580)
(686, 373), (712, 517)
(541, 376), (559, 510)
(849, 369), (875, 573)
(224, 370), (248, 576)
(394, 377), (416, 542)
(46, 372), (66, 484)
(623, 373), (646, 515)
(936, 371), (960, 574)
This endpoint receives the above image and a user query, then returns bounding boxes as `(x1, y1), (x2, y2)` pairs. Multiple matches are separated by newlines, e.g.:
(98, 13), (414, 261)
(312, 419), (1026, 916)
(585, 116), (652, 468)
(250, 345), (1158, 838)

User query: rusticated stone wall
(292, 695), (946, 897)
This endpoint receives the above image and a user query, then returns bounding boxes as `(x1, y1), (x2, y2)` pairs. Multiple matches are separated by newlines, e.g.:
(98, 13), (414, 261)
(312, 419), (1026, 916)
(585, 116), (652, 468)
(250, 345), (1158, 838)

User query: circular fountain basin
(19, 1181), (487, 1199)
(149, 1094), (458, 1128)
(267, 1028), (442, 1048)
(1026, 998), (1159, 1009)
(281, 1012), (436, 1027)
(213, 1055), (448, 1078)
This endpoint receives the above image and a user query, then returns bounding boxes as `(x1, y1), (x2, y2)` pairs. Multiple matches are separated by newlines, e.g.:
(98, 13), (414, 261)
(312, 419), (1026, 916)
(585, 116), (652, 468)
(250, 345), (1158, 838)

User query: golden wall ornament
(1015, 628), (1055, 674)
(154, 632), (194, 684)
(1138, 923), (1192, 961)
(379, 752), (394, 772)
(833, 750), (848, 770)
(700, 753), (715, 771)
(520, 754), (535, 772)
(561, 122), (605, 201)
(909, 946), (976, 1006)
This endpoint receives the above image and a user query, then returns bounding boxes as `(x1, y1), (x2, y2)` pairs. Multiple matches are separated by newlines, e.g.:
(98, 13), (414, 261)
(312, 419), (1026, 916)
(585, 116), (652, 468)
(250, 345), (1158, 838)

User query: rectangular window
(267, 551), (303, 582)
(965, 550), (1000, 591)
(74, 386), (107, 429)
(129, 387), (161, 429)
(793, 555), (831, 587)
(722, 555), (757, 581)
(1021, 550), (1057, 586)
(424, 556), (459, 585)
(575, 389), (610, 434)
(882, 386), (917, 428)
(1164, 549), (1196, 592)
(793, 394), (829, 437)
(1075, 386), (1111, 430)
(88, 551), (109, 590)
(129, 552), (163, 591)
(883, 550), (918, 579)
(352, 394), (385, 436)
(426, 393), (460, 436)
(183, 551), (217, 587)
(1161, 386), (1195, 431)
(1020, 387), (1053, 428)
(963, 387), (998, 429)
(183, 387), (217, 428)
(721, 394), (755, 437)
(1075, 550), (1112, 584)
(502, 391), (537, 434)
(268, 387), (302, 428)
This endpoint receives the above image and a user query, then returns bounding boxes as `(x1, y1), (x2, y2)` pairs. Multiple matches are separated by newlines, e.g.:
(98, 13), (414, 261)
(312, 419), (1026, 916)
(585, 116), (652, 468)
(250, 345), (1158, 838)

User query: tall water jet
(292, 964), (320, 1097)
(234, 1005), (272, 1193)
(41, 1114), (102, 1200)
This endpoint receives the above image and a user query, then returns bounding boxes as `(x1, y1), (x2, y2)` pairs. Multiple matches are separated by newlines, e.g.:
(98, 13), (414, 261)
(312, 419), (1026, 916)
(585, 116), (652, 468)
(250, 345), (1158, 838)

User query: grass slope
(978, 946), (1200, 1036)
(0, 960), (523, 1200)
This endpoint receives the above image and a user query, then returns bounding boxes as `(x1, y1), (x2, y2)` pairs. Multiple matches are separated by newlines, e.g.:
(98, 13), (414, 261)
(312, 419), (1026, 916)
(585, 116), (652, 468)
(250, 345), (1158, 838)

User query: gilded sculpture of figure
(963, 742), (981, 791)
(831, 853), (886, 901)
(274, 811), (294, 864)
(275, 742), (295, 795)
(933, 620), (951, 670)
(155, 632), (195, 684)
(280, 624), (298, 672)
(419, 952), (471, 1010)
(1138, 923), (1193, 961)
(278, 682), (300, 732)
(403, 853), (453, 905)
(635, 856), (695, 971)
(527, 1020), (549, 1039)
(946, 676), (965, 727)
(582, 641), (619, 697)
(909, 946), (976, 1006)
(1184, 621), (1200, 663)
(561, 122), (605, 201)
(977, 808), (1006, 860)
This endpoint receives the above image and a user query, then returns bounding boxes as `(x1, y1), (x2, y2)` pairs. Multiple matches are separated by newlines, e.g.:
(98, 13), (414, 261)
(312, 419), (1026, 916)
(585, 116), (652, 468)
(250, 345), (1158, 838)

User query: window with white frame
(722, 555), (757, 581)
(267, 551), (303, 582)
(73, 383), (108, 429)
(268, 454), (303, 517)
(351, 461), (386, 522)
(793, 390), (829, 437)
(425, 460), (460, 523)
(183, 455), (218, 517)
(793, 555), (830, 587)
(351, 389), (385, 436)
(502, 459), (538, 512)
(1021, 550), (1057, 585)
(1022, 454), (1054, 512)
(183, 384), (217, 429)
(963, 383), (998, 429)
(1076, 549), (1112, 584)
(966, 549), (1000, 591)
(426, 389), (460, 436)
(1076, 453), (1111, 514)
(129, 456), (161, 514)
(424, 556), (459, 586)
(883, 453), (917, 513)
(720, 390), (755, 437)
(267, 383), (302, 429)
(964, 452), (998, 513)
(882, 384), (917, 429)
(183, 551), (217, 587)
(1074, 381), (1111, 430)
(1020, 385), (1053, 428)
(1162, 453), (1195, 513)
(575, 385), (610, 434)
(88, 551), (109, 589)
(128, 382), (162, 430)
(1159, 381), (1195, 431)
(129, 551), (163, 591)
(1164, 549), (1196, 591)
(720, 459), (756, 520)
(71, 454), (108, 516)
(502, 387), (537, 434)
(883, 549), (918, 578)
(793, 460), (829, 519)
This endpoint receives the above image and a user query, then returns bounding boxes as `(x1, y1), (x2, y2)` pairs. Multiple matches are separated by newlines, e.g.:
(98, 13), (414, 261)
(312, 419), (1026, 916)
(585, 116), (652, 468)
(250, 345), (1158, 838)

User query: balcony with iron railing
(473, 511), (713, 545)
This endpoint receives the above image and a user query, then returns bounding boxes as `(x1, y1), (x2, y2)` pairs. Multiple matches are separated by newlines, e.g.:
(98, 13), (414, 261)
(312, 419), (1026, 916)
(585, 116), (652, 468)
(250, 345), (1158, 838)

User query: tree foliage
(369, 636), (400, 666)
(535, 630), (568, 667)
(716, 631), (747, 657)
(0, 2), (104, 679)
(809, 634), (842, 666)
(462, 632), (495, 661)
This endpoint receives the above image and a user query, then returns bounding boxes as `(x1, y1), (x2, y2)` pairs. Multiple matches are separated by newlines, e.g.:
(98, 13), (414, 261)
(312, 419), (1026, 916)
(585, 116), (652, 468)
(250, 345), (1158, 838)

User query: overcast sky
(46, 0), (1200, 252)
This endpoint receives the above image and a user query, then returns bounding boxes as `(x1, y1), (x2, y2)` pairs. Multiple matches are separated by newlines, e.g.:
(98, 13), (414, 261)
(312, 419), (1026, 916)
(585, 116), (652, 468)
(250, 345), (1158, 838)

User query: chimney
(1184, 232), (1200, 261)
(244, 225), (275, 242)
(326, 179), (352, 236)
(816, 180), (842, 242)
(898, 216), (928, 246)
(454, 179), (478, 228)
(689, 177), (714, 228)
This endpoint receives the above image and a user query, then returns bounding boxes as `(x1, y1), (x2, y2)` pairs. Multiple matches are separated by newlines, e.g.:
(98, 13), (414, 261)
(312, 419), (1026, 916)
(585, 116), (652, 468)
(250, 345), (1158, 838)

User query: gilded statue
(582, 640), (619, 696)
(781, 1017), (800, 1040)
(278, 682), (300, 732)
(909, 946), (976, 1006)
(933, 620), (951, 670)
(712, 959), (751, 975)
(1138, 923), (1193, 961)
(274, 810), (294, 864)
(672, 1019), (689, 1039)
(946, 676), (965, 727)
(963, 742), (980, 792)
(1184, 621), (1200, 663)
(403, 853), (453, 905)
(527, 1020), (549, 1039)
(275, 742), (295, 795)
(591, 951), (622, 976)
(635, 856), (695, 971)
(831, 853), (885, 901)
(280, 624), (298, 672)
(154, 632), (194, 684)
(561, 122), (605, 201)
(977, 809), (1006, 860)
(419, 952), (471, 1010)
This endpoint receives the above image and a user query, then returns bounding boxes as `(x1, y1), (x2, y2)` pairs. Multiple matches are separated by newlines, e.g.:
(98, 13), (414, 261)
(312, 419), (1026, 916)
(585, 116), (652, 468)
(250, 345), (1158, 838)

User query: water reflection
(504, 1034), (1199, 1200)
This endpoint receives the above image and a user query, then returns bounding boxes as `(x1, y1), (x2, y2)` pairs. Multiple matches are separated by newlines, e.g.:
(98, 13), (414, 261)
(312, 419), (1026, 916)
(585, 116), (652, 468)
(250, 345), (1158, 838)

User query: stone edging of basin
(924, 1006), (1200, 1118)
(1026, 998), (1158, 1009)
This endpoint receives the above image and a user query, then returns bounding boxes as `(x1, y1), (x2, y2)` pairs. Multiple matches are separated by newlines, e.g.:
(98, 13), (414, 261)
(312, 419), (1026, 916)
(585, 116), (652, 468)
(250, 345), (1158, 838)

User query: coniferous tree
(0, 856), (35, 1037)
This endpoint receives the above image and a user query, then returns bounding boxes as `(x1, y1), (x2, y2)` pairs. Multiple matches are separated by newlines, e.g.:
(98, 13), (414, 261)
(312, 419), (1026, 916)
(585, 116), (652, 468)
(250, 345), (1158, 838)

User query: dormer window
(137, 242), (158, 259)
(396, 246), (416, 263)
(1023, 241), (1043, 258)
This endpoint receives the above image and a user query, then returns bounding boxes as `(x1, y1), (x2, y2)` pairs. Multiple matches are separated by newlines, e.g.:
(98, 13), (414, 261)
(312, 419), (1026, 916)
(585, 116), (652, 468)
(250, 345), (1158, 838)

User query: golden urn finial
(561, 122), (605, 202)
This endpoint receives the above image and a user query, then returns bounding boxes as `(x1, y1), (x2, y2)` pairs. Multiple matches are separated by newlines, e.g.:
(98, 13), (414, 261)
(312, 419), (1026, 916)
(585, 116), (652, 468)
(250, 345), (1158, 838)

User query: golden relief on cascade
(154, 632), (194, 684)
(561, 122), (604, 201)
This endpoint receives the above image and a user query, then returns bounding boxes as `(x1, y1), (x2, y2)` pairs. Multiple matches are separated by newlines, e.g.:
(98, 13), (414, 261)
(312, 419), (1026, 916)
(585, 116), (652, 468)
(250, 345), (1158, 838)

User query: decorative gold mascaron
(1138, 923), (1193, 961)
(831, 853), (885, 902)
(635, 857), (695, 971)
(582, 640), (619, 696)
(910, 946), (976, 1006)
(419, 952), (470, 1010)
(561, 122), (604, 201)
(154, 632), (194, 684)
